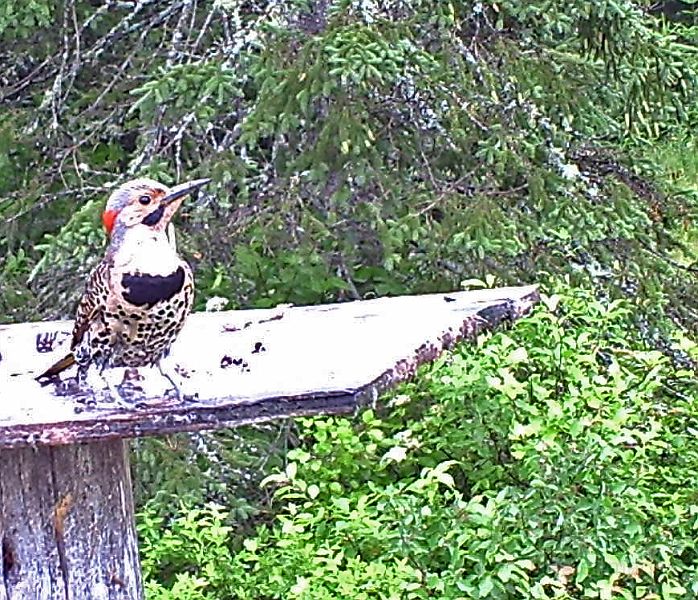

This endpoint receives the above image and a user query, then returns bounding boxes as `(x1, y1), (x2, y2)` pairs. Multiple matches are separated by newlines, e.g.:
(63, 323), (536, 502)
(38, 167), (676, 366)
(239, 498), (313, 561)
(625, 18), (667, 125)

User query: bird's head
(101, 177), (210, 237)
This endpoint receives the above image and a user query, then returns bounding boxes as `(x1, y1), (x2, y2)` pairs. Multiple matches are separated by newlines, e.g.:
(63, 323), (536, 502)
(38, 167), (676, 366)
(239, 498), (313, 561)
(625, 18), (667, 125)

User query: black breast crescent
(121, 267), (185, 308)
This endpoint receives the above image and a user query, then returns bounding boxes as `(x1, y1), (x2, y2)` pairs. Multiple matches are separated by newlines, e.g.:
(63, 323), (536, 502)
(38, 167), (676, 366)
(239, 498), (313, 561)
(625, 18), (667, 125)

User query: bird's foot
(117, 368), (145, 401)
(163, 386), (199, 402)
(164, 386), (182, 401)
(157, 362), (195, 401)
(94, 370), (138, 407)
(116, 381), (143, 403)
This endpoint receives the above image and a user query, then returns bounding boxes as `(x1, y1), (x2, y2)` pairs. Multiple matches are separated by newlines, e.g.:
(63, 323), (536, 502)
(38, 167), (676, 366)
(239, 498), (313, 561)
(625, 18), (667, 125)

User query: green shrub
(139, 287), (698, 598)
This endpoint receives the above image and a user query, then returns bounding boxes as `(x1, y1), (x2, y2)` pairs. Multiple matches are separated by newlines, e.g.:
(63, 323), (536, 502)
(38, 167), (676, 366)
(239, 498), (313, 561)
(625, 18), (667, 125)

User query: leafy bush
(0, 0), (51, 38)
(139, 288), (698, 598)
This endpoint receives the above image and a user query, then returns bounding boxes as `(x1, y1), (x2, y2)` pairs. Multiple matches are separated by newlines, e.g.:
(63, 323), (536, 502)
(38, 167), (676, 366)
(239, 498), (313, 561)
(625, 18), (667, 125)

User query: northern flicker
(37, 177), (210, 397)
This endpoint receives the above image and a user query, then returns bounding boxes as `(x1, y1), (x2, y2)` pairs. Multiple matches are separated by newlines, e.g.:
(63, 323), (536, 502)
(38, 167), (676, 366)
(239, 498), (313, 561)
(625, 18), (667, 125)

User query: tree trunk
(0, 440), (141, 600)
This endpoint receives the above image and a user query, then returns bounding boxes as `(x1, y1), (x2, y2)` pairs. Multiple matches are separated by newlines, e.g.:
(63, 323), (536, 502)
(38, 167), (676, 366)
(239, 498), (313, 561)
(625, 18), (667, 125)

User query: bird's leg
(77, 364), (89, 385)
(99, 372), (132, 406)
(157, 361), (188, 401)
(121, 367), (142, 384)
(157, 362), (182, 400)
(117, 367), (144, 399)
(93, 359), (133, 406)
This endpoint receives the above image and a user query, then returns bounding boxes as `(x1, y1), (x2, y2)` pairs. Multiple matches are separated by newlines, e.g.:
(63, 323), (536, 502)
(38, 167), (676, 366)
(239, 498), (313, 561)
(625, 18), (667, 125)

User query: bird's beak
(161, 178), (211, 205)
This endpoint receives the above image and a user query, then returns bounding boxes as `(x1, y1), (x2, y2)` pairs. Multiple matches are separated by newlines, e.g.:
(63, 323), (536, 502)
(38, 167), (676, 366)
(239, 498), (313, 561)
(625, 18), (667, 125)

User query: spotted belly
(111, 287), (193, 367)
(77, 275), (193, 370)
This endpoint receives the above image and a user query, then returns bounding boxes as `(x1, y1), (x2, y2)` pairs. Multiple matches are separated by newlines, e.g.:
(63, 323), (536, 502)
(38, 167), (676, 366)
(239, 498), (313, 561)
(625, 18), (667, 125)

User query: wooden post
(0, 441), (140, 600)
(0, 286), (539, 599)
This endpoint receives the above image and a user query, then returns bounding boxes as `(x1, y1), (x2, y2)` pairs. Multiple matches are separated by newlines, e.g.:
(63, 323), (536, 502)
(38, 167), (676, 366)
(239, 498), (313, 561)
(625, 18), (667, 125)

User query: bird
(36, 176), (210, 399)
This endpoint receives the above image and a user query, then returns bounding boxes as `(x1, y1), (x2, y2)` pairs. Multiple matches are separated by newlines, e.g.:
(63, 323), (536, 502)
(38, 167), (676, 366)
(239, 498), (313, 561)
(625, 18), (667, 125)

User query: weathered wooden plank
(0, 440), (140, 600)
(0, 286), (538, 600)
(0, 286), (539, 449)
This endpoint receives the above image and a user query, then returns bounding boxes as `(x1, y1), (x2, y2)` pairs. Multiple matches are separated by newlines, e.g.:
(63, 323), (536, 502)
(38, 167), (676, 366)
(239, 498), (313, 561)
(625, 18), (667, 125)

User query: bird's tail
(36, 353), (76, 380)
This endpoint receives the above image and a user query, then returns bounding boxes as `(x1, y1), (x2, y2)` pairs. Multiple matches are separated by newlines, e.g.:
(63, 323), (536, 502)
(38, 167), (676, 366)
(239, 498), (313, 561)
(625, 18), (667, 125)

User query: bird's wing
(70, 258), (112, 349)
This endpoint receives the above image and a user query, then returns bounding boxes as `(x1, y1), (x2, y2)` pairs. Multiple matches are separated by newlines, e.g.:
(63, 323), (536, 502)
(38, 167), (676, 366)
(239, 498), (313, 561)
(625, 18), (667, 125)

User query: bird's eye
(138, 195), (151, 205)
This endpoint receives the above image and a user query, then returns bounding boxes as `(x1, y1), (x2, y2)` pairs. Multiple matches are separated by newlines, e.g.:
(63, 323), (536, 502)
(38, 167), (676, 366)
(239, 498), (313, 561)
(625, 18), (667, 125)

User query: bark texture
(0, 440), (141, 600)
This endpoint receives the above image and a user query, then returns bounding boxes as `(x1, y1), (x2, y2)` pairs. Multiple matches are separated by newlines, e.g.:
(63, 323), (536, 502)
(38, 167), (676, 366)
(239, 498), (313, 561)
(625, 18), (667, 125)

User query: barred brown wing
(71, 259), (112, 350)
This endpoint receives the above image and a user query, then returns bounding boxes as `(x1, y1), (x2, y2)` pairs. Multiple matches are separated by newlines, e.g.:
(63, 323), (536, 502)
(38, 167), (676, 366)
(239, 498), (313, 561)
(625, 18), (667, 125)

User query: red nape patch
(101, 209), (118, 235)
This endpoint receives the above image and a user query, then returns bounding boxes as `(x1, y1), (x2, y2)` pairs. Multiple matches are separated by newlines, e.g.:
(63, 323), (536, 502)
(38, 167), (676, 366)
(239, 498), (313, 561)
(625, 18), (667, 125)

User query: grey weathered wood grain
(0, 440), (140, 600)
(0, 286), (539, 449)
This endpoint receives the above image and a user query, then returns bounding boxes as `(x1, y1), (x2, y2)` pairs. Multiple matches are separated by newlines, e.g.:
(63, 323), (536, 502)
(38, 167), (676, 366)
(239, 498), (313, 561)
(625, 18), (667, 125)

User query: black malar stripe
(141, 204), (165, 226)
